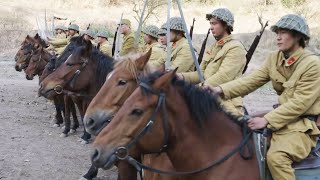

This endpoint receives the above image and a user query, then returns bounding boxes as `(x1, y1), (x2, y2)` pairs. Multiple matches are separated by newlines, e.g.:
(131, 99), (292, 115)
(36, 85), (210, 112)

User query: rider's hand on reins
(248, 117), (268, 130)
(202, 84), (223, 96)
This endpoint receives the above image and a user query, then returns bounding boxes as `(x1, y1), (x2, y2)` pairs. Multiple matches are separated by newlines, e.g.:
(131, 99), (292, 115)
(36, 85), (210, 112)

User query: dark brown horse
(15, 34), (45, 71)
(39, 40), (113, 142)
(84, 50), (178, 180)
(25, 47), (50, 80)
(39, 40), (141, 180)
(91, 70), (259, 180)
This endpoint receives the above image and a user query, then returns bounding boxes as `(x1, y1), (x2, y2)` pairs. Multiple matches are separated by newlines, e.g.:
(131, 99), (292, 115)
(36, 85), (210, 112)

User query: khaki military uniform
(170, 38), (195, 73)
(220, 48), (320, 179)
(98, 41), (112, 57)
(54, 33), (79, 55)
(119, 32), (135, 56)
(181, 35), (246, 117)
(143, 42), (166, 68)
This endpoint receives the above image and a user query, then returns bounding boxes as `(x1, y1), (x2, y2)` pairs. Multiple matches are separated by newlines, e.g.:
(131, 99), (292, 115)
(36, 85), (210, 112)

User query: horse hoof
(53, 124), (60, 127)
(69, 129), (76, 134)
(60, 133), (68, 138)
(80, 140), (89, 145)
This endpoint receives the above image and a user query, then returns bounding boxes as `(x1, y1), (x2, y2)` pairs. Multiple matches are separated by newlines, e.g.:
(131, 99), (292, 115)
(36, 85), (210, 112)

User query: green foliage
(281, 0), (306, 8)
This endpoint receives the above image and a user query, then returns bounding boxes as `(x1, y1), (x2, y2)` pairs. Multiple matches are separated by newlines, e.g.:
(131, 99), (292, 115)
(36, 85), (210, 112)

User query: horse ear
(153, 68), (178, 90)
(34, 33), (40, 39)
(136, 48), (152, 70)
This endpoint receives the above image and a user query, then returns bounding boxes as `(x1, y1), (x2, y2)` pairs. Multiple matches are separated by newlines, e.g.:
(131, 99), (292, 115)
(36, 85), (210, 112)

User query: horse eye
(130, 109), (144, 116)
(117, 80), (127, 86)
(66, 63), (72, 67)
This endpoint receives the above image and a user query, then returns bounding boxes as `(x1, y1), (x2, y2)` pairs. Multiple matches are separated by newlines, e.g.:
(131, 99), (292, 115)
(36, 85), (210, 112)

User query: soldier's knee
(267, 150), (290, 167)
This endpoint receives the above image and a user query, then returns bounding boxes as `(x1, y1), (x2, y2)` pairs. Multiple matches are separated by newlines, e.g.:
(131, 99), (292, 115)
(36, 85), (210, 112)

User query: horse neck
(37, 50), (51, 76)
(165, 89), (244, 174)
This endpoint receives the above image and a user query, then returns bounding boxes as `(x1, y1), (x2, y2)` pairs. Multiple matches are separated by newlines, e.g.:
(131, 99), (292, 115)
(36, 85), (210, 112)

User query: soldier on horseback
(96, 30), (112, 57)
(118, 19), (136, 56)
(141, 25), (166, 68)
(179, 8), (247, 117)
(209, 14), (320, 179)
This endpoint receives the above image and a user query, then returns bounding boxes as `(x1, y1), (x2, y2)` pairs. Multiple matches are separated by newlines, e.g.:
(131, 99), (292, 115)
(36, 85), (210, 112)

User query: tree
(131, 0), (167, 25)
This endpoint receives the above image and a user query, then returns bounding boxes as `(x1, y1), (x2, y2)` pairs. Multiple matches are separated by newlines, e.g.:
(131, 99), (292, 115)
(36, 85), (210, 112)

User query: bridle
(53, 56), (90, 97)
(109, 81), (254, 175)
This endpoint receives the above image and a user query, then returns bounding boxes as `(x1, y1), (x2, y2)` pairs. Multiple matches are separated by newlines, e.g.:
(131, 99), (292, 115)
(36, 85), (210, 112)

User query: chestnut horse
(91, 70), (259, 180)
(84, 50), (179, 180)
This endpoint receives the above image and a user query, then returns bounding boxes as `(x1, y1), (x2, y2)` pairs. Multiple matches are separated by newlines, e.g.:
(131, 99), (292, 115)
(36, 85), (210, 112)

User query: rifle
(112, 26), (118, 56)
(114, 13), (123, 58)
(190, 18), (195, 40)
(86, 24), (91, 30)
(243, 20), (269, 74)
(197, 28), (210, 65)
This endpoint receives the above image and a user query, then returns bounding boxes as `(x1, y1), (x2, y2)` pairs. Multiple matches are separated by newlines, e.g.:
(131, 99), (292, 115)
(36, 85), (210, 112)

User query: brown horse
(39, 40), (142, 180)
(84, 50), (179, 180)
(15, 34), (45, 71)
(39, 40), (113, 142)
(91, 70), (259, 180)
(25, 47), (51, 80)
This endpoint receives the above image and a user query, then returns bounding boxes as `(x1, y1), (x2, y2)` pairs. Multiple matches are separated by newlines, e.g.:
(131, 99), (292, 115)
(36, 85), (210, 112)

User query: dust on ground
(0, 51), (277, 180)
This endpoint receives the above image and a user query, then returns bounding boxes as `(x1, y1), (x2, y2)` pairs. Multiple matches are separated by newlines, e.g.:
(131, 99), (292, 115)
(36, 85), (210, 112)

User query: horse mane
(139, 71), (240, 127)
(115, 53), (151, 81)
(55, 35), (85, 67)
(91, 48), (114, 89)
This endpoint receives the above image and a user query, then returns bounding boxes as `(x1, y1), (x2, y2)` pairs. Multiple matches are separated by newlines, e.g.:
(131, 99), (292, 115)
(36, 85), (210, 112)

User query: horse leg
(53, 96), (64, 126)
(70, 100), (79, 133)
(80, 100), (91, 144)
(61, 95), (71, 137)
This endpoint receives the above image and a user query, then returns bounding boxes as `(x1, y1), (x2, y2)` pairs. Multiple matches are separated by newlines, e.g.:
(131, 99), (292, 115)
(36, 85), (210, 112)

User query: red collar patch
(287, 57), (296, 65)
(217, 39), (225, 46)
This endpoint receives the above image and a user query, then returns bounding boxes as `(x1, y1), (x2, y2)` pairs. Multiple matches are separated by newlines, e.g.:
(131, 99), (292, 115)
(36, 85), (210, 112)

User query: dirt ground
(0, 51), (278, 180)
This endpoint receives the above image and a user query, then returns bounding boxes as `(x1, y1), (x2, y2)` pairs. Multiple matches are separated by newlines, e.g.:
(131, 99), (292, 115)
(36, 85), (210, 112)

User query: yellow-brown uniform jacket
(51, 33), (79, 55)
(181, 35), (246, 116)
(170, 37), (195, 73)
(98, 41), (112, 57)
(119, 32), (135, 56)
(143, 42), (166, 68)
(220, 48), (320, 135)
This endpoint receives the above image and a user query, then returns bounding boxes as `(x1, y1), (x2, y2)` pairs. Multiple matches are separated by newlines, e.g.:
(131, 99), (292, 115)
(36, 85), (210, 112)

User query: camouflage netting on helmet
(206, 8), (234, 30)
(158, 23), (168, 35)
(271, 14), (310, 39)
(168, 17), (185, 32)
(142, 25), (159, 39)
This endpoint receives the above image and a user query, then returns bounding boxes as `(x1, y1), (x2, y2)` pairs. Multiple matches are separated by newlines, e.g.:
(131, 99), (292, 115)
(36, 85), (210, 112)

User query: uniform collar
(172, 37), (186, 47)
(216, 35), (233, 47)
(279, 47), (304, 67)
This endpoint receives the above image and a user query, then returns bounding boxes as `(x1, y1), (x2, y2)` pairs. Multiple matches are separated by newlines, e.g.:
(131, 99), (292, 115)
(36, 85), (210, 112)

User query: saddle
(248, 111), (320, 180)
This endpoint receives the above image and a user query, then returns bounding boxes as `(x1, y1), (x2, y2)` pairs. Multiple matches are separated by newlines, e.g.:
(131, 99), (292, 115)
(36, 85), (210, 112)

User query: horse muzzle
(84, 110), (114, 136)
(91, 147), (118, 170)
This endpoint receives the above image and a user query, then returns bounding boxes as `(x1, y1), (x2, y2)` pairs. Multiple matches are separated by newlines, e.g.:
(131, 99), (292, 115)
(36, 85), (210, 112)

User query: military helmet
(96, 30), (109, 39)
(142, 25), (159, 39)
(168, 17), (185, 33)
(68, 24), (80, 32)
(158, 23), (168, 35)
(206, 8), (234, 30)
(55, 25), (64, 31)
(62, 26), (68, 31)
(84, 29), (95, 38)
(271, 14), (310, 40)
